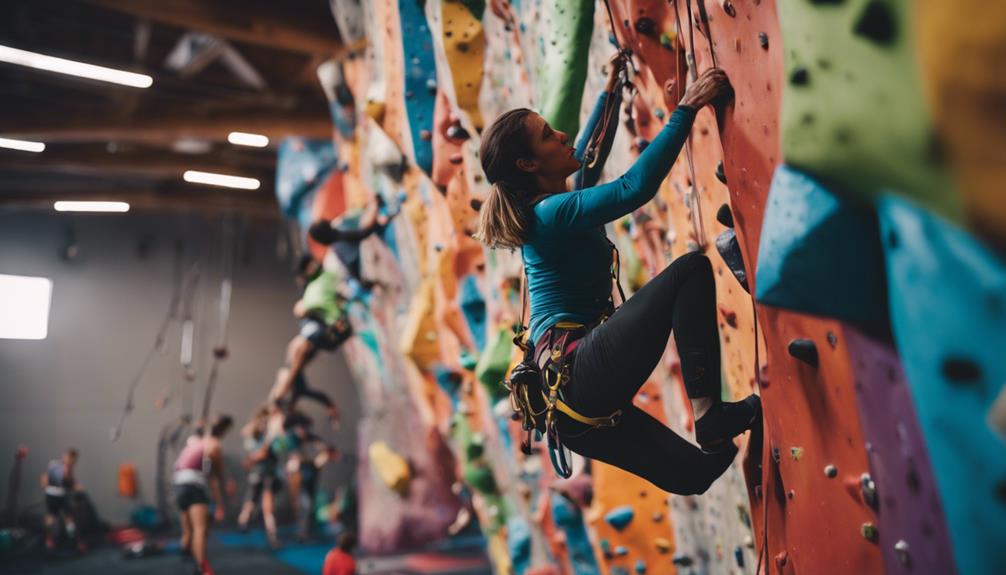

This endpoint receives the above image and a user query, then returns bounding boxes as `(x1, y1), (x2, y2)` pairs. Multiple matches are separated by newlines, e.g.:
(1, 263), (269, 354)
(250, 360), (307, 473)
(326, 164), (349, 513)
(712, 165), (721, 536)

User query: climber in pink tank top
(173, 415), (233, 575)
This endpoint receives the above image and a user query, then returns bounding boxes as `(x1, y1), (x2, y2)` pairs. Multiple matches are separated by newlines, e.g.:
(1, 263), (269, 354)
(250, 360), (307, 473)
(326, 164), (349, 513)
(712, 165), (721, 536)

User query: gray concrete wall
(0, 211), (359, 525)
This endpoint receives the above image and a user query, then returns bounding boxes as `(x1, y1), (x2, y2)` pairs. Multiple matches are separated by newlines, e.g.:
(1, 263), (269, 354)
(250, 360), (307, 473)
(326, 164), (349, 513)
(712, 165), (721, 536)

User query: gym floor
(1, 528), (493, 575)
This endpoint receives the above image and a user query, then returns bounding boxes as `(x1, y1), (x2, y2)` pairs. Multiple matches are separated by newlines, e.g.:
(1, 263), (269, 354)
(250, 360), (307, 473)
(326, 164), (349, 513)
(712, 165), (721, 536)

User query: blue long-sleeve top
(522, 103), (697, 345)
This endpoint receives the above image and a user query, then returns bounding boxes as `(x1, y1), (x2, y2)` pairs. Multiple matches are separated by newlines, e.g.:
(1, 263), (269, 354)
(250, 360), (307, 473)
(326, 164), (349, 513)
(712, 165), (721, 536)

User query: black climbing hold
(824, 464), (838, 478)
(446, 122), (471, 141)
(790, 67), (810, 86)
(942, 357), (982, 383)
(722, 1), (736, 18)
(758, 32), (769, 50)
(715, 161), (728, 184)
(634, 17), (657, 37)
(470, 198), (483, 211)
(860, 473), (878, 509)
(671, 553), (694, 567)
(854, 0), (897, 46)
(715, 229), (750, 293)
(734, 546), (744, 568)
(826, 331), (838, 348)
(788, 339), (819, 367)
(771, 446), (781, 463)
(716, 203), (734, 228)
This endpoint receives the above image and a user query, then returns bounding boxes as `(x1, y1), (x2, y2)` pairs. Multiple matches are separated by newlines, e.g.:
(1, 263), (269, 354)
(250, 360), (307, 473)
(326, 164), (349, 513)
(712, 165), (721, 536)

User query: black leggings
(556, 252), (735, 495)
(291, 372), (334, 409)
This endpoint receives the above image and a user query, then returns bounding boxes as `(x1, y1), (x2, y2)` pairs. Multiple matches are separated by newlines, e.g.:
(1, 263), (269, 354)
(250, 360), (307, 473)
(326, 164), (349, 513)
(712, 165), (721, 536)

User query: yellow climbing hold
(655, 538), (672, 553)
(368, 441), (411, 496)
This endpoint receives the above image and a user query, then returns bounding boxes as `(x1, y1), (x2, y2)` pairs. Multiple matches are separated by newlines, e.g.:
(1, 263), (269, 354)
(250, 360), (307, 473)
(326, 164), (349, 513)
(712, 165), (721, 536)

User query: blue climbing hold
(756, 164), (888, 334)
(614, 546), (628, 556)
(635, 559), (647, 574)
(604, 505), (635, 531)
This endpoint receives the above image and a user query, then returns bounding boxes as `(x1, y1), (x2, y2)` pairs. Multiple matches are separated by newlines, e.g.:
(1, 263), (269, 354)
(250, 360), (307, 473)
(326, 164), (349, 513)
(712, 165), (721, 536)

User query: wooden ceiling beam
(0, 148), (273, 181)
(0, 109), (332, 143)
(0, 187), (278, 218)
(79, 0), (345, 57)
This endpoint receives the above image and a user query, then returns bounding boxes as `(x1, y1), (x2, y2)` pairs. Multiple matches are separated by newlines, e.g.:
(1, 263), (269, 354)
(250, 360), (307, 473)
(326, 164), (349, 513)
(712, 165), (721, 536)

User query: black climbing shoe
(695, 394), (762, 453)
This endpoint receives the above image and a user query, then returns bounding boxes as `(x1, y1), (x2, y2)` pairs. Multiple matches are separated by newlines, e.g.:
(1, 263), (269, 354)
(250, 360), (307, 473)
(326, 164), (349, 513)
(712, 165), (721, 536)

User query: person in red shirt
(322, 531), (358, 575)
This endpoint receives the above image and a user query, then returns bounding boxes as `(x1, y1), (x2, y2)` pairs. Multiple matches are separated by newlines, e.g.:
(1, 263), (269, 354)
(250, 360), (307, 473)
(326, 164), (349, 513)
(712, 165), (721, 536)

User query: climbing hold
(470, 198), (483, 211)
(722, 1), (736, 18)
(853, 0), (897, 46)
(716, 203), (734, 228)
(599, 538), (611, 554)
(654, 108), (665, 121)
(672, 553), (694, 567)
(826, 331), (839, 348)
(790, 446), (804, 461)
(652, 511), (663, 522)
(659, 33), (674, 50)
(758, 32), (769, 50)
(941, 357), (982, 383)
(775, 551), (788, 569)
(446, 122), (471, 142)
(734, 546), (744, 568)
(715, 161), (728, 184)
(771, 446), (781, 464)
(614, 545), (628, 557)
(824, 464), (838, 478)
(634, 17), (657, 37)
(368, 441), (411, 496)
(449, 153), (464, 165)
(604, 506), (635, 531)
(861, 522), (878, 542)
(634, 559), (646, 574)
(635, 137), (650, 152)
(860, 472), (878, 508)
(894, 539), (911, 566)
(610, 568), (630, 575)
(654, 538), (671, 553)
(715, 229), (750, 293)
(719, 305), (738, 328)
(787, 338), (819, 367)
(419, 129), (432, 141)
(790, 66), (809, 86)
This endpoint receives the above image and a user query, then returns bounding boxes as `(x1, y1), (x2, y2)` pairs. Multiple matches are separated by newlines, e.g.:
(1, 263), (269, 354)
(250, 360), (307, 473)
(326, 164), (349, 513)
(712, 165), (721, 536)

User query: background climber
(40, 448), (86, 553)
(172, 414), (233, 575)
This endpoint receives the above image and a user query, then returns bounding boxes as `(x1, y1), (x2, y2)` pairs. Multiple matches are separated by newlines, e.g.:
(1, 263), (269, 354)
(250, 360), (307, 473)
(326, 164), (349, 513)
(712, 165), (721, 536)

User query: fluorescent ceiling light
(183, 170), (260, 190)
(0, 137), (45, 153)
(228, 132), (269, 148)
(0, 274), (53, 340)
(53, 201), (130, 213)
(0, 44), (153, 88)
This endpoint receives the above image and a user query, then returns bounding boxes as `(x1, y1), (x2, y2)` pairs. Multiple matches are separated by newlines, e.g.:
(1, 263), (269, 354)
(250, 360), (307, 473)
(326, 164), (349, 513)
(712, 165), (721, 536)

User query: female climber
(173, 414), (233, 575)
(474, 63), (761, 495)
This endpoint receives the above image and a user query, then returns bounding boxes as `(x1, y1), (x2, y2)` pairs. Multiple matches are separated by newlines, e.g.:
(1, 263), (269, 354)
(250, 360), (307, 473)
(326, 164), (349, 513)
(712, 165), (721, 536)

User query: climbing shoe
(695, 394), (762, 453)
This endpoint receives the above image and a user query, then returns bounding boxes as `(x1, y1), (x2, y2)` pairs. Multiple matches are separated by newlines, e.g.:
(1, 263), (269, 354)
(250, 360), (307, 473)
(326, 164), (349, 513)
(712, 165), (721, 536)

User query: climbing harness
(504, 240), (627, 478)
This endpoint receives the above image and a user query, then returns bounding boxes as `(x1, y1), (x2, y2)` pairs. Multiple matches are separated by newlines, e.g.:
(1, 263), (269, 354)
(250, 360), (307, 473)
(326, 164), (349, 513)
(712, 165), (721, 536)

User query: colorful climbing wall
(279, 0), (1006, 571)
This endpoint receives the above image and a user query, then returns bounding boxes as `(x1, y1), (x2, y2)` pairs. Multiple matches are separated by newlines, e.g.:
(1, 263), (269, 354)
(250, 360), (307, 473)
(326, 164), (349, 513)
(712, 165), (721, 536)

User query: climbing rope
(672, 0), (709, 251)
(110, 242), (186, 442)
(199, 215), (242, 473)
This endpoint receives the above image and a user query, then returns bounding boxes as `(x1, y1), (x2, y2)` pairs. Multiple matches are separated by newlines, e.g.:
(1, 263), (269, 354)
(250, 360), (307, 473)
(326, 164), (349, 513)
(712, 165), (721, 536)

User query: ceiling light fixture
(0, 44), (153, 88)
(227, 132), (269, 148)
(183, 170), (260, 190)
(0, 137), (45, 153)
(53, 201), (130, 213)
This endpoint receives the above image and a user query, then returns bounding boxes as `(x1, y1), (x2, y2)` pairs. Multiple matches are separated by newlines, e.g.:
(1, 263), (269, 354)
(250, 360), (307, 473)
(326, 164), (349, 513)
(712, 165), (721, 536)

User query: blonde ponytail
(475, 107), (537, 250)
(474, 181), (532, 250)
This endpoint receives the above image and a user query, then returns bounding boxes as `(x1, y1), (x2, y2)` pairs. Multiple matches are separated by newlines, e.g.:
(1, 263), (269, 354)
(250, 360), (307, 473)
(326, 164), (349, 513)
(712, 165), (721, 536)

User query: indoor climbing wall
(280, 0), (1004, 571)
